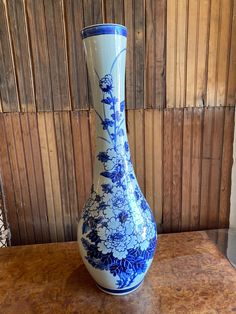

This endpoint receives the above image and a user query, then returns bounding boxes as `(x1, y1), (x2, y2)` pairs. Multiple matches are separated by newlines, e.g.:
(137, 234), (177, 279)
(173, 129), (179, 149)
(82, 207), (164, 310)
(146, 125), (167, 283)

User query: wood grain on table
(0, 231), (236, 314)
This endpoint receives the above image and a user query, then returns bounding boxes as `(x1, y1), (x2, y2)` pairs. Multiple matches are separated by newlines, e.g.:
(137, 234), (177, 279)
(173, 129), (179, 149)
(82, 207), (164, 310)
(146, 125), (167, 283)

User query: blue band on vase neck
(81, 23), (127, 39)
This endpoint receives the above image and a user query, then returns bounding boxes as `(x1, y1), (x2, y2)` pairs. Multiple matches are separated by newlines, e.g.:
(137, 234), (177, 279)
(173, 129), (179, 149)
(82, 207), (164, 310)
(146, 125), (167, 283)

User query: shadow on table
(65, 264), (98, 294)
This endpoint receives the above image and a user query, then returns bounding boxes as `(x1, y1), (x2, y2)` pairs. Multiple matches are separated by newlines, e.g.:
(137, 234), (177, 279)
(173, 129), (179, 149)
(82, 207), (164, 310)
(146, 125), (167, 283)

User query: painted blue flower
(102, 118), (114, 130)
(117, 128), (124, 137)
(134, 189), (140, 201)
(118, 211), (129, 223)
(120, 100), (125, 112)
(101, 96), (118, 105)
(111, 111), (122, 121)
(99, 74), (113, 92)
(97, 152), (110, 162)
(112, 191), (127, 208)
(101, 184), (113, 194)
(124, 141), (129, 152)
(141, 200), (149, 211)
(98, 201), (109, 211)
(97, 218), (137, 259)
(101, 163), (125, 184)
(95, 195), (102, 202)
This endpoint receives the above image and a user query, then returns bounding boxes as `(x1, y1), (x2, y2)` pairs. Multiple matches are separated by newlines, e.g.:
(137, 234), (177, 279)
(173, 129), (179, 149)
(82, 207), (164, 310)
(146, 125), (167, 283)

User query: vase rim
(81, 23), (127, 39)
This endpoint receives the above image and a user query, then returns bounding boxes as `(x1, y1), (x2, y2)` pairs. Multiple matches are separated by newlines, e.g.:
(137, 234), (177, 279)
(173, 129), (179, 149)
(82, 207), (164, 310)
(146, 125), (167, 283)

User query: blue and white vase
(78, 24), (157, 295)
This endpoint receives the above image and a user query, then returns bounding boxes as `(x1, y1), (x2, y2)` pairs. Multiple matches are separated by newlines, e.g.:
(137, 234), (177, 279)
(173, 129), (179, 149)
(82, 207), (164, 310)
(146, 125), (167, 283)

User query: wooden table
(1, 231), (236, 314)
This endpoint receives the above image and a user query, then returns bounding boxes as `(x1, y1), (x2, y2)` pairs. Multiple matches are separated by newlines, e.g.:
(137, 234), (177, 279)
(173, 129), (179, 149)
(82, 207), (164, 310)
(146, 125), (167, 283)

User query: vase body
(77, 24), (157, 295)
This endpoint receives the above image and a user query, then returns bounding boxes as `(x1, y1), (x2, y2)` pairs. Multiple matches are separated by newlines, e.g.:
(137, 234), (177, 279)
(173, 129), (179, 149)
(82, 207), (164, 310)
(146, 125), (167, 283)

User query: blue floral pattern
(81, 49), (157, 289)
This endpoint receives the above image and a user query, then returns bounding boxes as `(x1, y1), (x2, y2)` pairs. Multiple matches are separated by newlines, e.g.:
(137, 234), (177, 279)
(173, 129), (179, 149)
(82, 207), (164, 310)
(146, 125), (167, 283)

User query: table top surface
(0, 231), (236, 314)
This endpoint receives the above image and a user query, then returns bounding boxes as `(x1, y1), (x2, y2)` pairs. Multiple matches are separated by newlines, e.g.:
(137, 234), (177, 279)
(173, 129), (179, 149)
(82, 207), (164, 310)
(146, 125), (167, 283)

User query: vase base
(96, 280), (143, 296)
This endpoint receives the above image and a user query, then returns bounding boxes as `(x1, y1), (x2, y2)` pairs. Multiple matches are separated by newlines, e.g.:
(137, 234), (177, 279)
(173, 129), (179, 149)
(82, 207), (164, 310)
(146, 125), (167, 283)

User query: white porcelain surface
(77, 24), (157, 295)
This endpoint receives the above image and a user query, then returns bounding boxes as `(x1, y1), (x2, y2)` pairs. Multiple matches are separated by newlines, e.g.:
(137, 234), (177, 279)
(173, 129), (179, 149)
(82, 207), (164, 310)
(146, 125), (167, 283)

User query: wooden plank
(163, 109), (173, 232)
(63, 112), (78, 239)
(144, 110), (154, 211)
(219, 107), (235, 227)
(7, 0), (35, 112)
(82, 0), (103, 26)
(54, 112), (78, 241)
(0, 115), (21, 245)
(82, 0), (103, 106)
(124, 0), (135, 109)
(145, 0), (155, 108)
(153, 110), (163, 224)
(145, 0), (166, 108)
(8, 113), (36, 244)
(171, 109), (183, 232)
(104, 0), (124, 24)
(208, 108), (225, 229)
(20, 113), (43, 243)
(200, 108), (214, 229)
(181, 108), (192, 231)
(216, 0), (233, 106)
(54, 112), (72, 241)
(134, 0), (145, 108)
(27, 112), (50, 243)
(190, 108), (203, 230)
(195, 0), (210, 107)
(104, 0), (114, 22)
(0, 0), (19, 112)
(26, 0), (53, 111)
(175, 0), (188, 108)
(44, 0), (70, 111)
(64, 0), (88, 110)
(186, 0), (199, 107)
(38, 112), (64, 242)
(3, 114), (28, 243)
(166, 0), (177, 108)
(71, 111), (92, 219)
(227, 0), (236, 105)
(206, 0), (221, 106)
(113, 0), (124, 24)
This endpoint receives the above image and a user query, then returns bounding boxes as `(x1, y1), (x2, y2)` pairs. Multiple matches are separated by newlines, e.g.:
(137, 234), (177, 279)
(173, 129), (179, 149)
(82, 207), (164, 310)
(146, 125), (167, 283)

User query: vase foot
(96, 280), (143, 296)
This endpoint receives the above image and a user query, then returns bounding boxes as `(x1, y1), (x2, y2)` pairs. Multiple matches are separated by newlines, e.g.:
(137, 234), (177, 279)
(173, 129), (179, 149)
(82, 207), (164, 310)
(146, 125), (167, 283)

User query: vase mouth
(81, 23), (127, 40)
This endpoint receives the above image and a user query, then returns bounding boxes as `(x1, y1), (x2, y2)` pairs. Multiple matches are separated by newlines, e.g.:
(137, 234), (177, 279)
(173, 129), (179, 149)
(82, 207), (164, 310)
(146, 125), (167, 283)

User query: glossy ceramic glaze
(77, 24), (157, 295)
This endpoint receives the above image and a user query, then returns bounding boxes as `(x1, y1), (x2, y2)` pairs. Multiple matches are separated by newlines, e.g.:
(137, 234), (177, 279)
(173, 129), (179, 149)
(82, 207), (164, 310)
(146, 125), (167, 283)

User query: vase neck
(82, 31), (128, 185)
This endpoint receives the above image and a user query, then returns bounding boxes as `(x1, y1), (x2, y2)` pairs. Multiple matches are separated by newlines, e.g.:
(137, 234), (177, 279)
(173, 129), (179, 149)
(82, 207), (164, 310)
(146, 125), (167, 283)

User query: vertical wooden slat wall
(0, 0), (235, 245)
